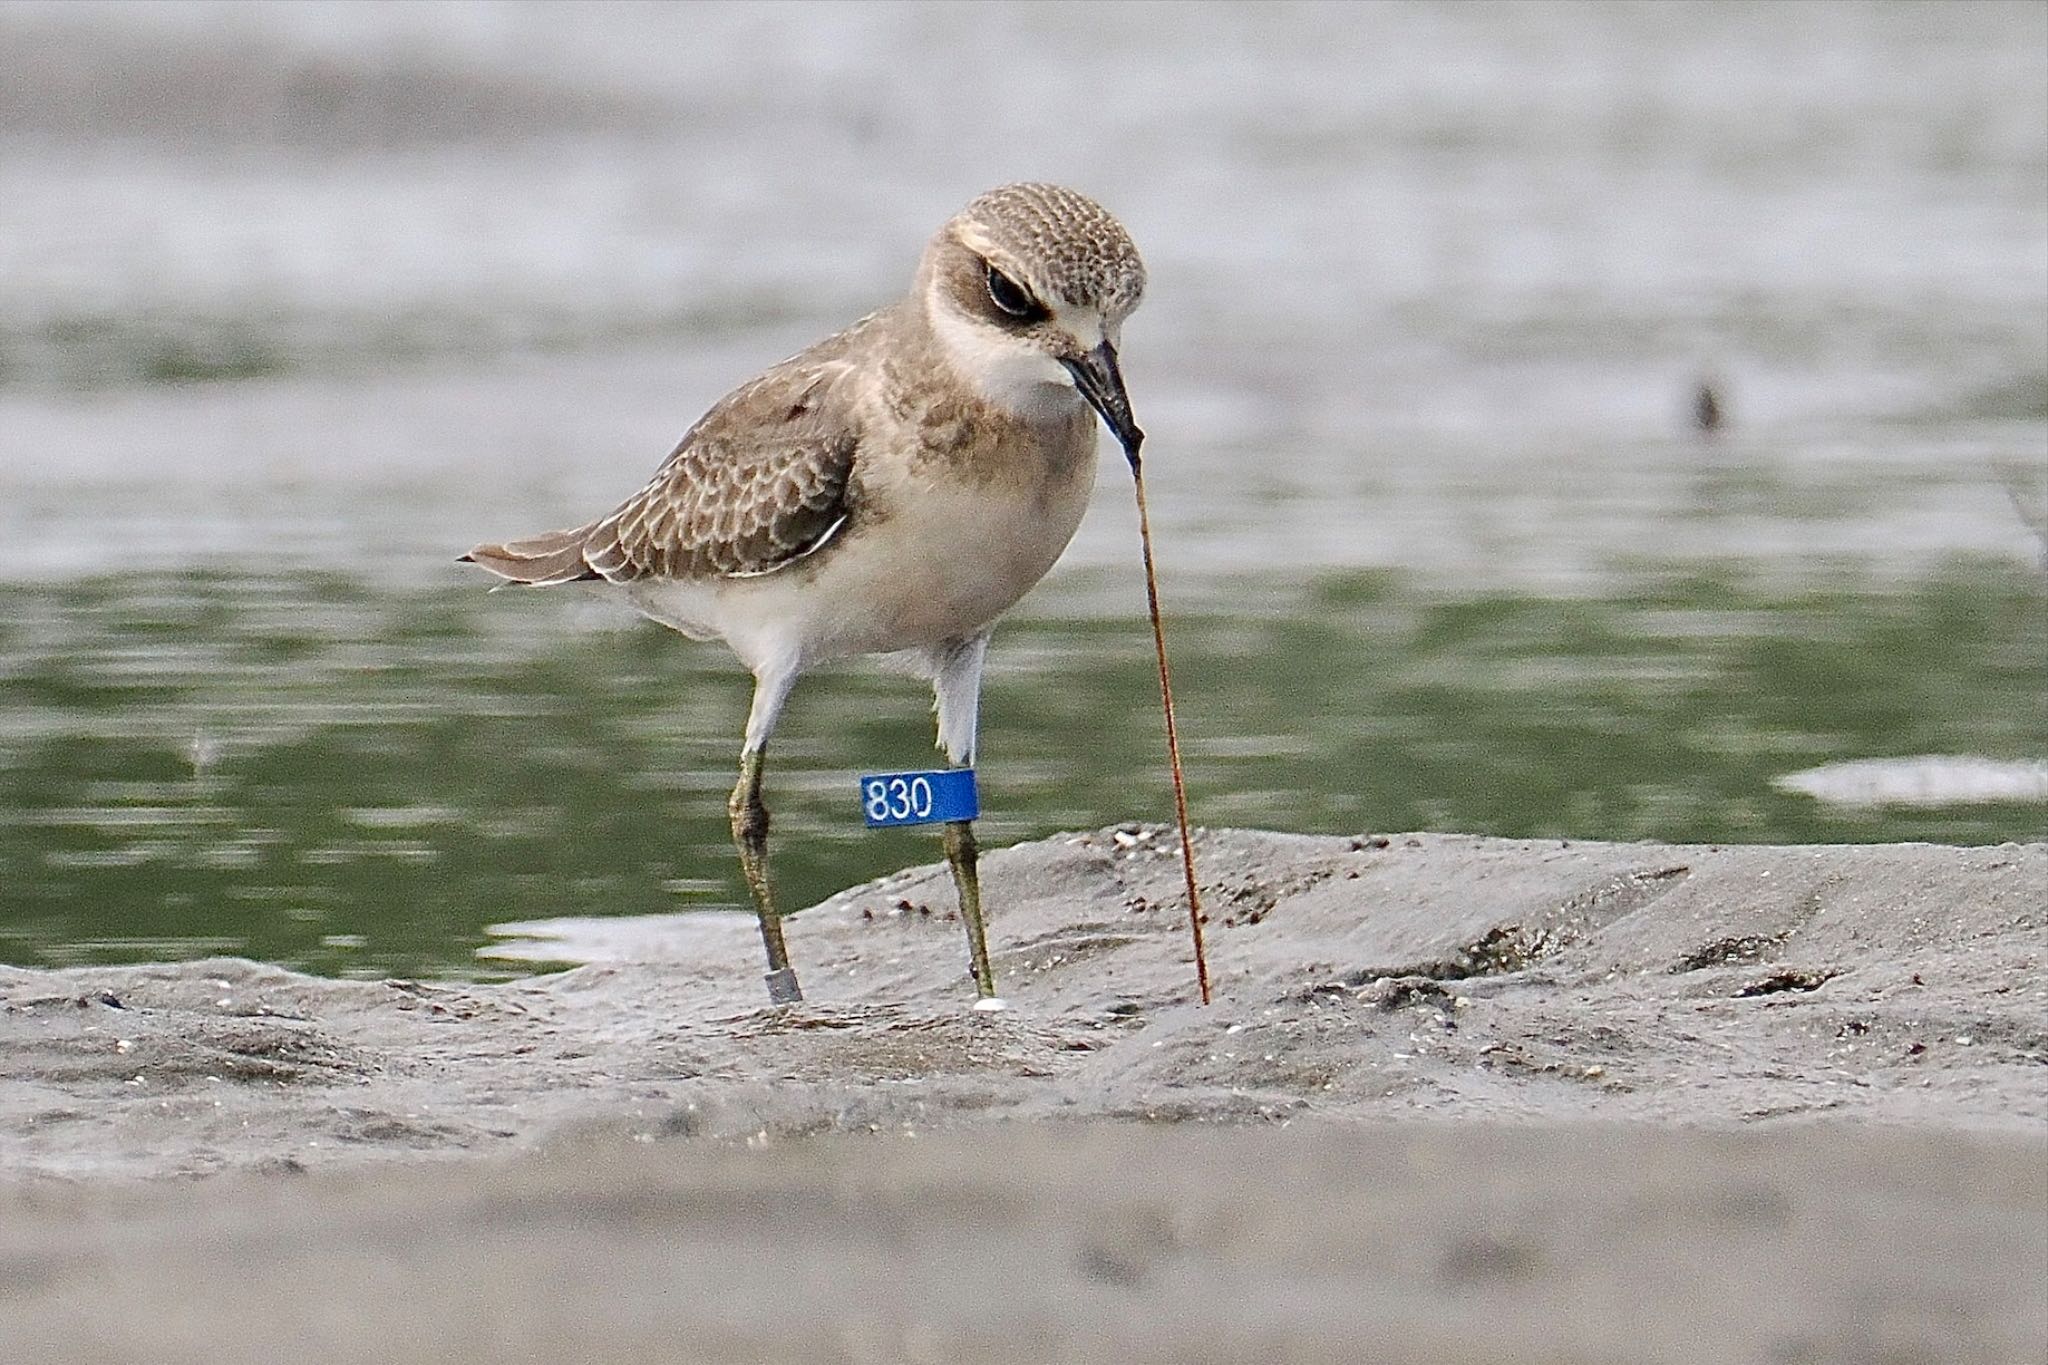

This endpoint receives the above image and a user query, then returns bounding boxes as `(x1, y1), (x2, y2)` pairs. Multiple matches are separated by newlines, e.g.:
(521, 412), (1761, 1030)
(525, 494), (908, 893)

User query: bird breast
(694, 413), (1097, 671)
(838, 413), (1098, 648)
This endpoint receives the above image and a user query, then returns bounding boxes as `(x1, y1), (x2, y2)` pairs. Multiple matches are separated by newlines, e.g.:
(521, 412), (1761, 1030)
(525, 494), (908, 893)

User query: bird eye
(984, 263), (1045, 322)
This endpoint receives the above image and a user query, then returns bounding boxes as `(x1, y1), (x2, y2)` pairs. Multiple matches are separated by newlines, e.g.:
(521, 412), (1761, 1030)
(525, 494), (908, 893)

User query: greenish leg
(943, 816), (995, 998)
(930, 634), (995, 999)
(729, 746), (802, 1005)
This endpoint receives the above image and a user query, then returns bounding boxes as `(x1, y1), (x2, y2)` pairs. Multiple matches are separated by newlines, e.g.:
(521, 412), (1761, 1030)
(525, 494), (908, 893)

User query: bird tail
(458, 523), (603, 585)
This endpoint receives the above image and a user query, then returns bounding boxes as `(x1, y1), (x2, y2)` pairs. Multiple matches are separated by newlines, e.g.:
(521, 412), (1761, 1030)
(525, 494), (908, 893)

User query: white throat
(927, 304), (1084, 424)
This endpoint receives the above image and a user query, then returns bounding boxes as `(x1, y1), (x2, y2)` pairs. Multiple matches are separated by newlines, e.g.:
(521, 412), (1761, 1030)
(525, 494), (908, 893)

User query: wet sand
(3, 829), (2044, 1361)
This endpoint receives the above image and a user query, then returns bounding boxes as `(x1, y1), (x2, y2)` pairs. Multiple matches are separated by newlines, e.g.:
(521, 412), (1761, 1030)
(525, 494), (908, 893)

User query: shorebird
(462, 183), (1146, 1006)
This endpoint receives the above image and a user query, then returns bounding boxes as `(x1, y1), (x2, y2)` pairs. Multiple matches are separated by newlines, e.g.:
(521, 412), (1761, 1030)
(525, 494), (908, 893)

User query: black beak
(1060, 340), (1144, 465)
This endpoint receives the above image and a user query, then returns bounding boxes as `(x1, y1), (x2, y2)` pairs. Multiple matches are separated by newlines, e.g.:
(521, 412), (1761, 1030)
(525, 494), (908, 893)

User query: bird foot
(763, 968), (804, 1005)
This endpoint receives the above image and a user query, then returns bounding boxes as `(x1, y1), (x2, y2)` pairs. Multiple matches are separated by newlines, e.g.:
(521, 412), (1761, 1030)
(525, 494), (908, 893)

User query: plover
(462, 183), (1146, 1006)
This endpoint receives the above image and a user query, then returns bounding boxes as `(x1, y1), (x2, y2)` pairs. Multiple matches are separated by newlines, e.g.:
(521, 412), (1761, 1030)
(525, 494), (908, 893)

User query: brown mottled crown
(952, 183), (1145, 318)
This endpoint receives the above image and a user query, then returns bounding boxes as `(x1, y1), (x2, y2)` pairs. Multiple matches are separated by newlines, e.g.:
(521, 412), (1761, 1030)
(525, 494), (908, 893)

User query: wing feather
(585, 361), (860, 582)
(464, 329), (868, 587)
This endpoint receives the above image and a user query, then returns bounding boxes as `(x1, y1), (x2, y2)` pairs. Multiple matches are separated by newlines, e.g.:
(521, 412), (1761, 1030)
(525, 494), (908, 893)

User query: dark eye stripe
(984, 262), (1048, 323)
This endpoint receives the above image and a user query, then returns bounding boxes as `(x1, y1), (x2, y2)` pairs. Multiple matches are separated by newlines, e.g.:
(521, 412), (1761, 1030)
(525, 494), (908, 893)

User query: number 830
(865, 775), (934, 823)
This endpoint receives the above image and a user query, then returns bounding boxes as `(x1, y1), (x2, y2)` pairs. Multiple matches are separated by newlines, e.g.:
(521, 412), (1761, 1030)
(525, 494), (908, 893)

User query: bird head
(920, 183), (1147, 460)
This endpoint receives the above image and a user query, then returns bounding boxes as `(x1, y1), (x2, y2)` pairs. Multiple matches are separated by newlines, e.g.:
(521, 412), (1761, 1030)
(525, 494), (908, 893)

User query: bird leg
(930, 633), (996, 998)
(729, 745), (802, 1004)
(943, 817), (995, 998)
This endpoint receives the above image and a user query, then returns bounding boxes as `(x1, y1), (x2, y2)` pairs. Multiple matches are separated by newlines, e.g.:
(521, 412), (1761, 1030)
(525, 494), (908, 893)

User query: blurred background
(0, 0), (2041, 978)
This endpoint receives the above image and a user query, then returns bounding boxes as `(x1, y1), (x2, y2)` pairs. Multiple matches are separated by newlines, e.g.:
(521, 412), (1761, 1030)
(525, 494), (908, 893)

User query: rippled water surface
(1, 2), (2042, 975)
(5, 565), (2040, 978)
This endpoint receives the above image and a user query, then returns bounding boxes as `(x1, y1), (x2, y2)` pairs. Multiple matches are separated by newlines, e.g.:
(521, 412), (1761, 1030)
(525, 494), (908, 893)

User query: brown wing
(579, 360), (859, 583)
(460, 526), (604, 585)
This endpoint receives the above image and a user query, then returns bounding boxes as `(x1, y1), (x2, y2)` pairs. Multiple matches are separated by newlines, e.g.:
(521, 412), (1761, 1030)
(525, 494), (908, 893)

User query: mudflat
(3, 829), (2043, 1362)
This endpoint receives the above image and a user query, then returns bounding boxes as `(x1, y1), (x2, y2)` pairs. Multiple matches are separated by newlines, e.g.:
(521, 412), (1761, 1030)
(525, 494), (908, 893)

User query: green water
(2, 562), (2040, 979)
